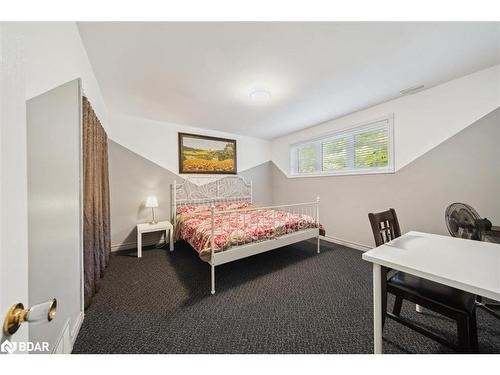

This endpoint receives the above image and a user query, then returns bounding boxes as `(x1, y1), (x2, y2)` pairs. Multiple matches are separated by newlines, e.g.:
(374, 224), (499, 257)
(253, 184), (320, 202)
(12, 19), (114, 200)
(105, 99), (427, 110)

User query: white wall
(107, 112), (272, 174)
(19, 22), (107, 126)
(272, 64), (500, 175)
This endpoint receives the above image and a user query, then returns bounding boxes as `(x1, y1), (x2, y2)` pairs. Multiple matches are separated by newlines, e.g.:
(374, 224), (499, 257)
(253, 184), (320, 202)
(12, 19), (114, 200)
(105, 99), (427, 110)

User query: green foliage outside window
(295, 124), (390, 174)
(354, 129), (388, 168)
(322, 138), (347, 170)
(298, 145), (316, 173)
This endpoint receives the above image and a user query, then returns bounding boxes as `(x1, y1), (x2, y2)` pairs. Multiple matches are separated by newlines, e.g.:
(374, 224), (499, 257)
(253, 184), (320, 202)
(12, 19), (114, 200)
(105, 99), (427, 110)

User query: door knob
(3, 299), (57, 336)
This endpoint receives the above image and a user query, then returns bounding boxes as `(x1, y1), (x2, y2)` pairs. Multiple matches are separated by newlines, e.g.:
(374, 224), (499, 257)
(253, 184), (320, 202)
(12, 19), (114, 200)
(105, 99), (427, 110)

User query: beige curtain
(83, 96), (111, 308)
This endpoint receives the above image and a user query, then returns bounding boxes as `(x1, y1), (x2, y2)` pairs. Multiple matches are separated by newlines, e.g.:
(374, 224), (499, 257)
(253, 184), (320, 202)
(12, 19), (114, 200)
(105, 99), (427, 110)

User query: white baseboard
(111, 238), (170, 252)
(320, 235), (371, 252)
(52, 310), (83, 354)
(52, 318), (70, 354)
(115, 235), (368, 252)
(66, 311), (84, 353)
(70, 311), (84, 345)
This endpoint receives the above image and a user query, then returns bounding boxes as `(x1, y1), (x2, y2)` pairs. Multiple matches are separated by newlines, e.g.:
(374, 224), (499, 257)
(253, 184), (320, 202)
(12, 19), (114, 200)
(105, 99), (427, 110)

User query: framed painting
(178, 133), (237, 174)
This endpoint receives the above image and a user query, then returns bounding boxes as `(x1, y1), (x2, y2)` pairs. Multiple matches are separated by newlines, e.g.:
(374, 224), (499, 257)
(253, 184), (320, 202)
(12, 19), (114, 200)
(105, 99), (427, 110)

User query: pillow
(177, 205), (209, 215)
(215, 201), (252, 211)
(177, 201), (252, 215)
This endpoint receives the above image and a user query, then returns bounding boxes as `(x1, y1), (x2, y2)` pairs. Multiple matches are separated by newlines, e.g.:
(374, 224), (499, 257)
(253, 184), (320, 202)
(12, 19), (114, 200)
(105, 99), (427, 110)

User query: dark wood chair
(368, 208), (478, 353)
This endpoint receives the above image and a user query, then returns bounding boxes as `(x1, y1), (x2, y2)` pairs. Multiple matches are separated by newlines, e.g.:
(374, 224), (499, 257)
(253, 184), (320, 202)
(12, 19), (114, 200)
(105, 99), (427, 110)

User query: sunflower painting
(178, 133), (237, 174)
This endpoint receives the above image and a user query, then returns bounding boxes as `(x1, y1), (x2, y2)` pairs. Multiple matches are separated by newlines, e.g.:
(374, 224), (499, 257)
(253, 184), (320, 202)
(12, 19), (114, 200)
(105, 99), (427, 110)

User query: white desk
(362, 231), (500, 354)
(137, 221), (174, 258)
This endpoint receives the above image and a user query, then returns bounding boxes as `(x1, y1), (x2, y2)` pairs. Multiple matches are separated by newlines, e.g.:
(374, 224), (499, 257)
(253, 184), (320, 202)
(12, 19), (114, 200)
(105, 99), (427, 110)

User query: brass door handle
(3, 299), (57, 336)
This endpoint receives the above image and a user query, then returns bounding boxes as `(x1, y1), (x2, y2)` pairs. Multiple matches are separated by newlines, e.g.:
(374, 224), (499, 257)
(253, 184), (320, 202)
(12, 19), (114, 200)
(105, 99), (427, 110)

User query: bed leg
(317, 236), (321, 254)
(211, 263), (216, 295)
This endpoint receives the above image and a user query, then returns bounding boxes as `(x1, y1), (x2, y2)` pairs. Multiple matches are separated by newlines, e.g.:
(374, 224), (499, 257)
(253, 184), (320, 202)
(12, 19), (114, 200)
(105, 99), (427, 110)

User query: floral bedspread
(175, 202), (321, 262)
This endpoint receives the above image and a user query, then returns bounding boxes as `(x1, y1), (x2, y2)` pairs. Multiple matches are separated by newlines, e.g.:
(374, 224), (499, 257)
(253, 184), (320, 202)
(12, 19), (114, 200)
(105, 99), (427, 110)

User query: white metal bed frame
(171, 176), (320, 294)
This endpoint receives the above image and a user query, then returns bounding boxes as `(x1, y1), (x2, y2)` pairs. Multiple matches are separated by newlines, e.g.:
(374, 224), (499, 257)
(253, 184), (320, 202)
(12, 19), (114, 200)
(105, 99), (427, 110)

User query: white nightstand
(136, 220), (174, 258)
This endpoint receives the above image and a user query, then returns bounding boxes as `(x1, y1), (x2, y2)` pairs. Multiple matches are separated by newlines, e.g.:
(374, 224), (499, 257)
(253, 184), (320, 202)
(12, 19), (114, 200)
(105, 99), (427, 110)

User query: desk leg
(373, 263), (383, 354)
(137, 231), (142, 258)
(169, 228), (174, 252)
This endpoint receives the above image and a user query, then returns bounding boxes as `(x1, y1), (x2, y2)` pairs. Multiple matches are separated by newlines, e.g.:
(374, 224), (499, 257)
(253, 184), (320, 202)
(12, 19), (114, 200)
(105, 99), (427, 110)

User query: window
(290, 115), (394, 176)
(297, 143), (317, 173)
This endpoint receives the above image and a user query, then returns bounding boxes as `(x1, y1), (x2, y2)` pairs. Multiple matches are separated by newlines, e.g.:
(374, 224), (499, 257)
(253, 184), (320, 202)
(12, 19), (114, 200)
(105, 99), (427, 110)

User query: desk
(362, 231), (500, 353)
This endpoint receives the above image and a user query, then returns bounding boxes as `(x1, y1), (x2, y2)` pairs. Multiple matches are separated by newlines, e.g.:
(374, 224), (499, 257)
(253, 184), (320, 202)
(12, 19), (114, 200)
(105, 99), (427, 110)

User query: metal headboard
(171, 176), (253, 226)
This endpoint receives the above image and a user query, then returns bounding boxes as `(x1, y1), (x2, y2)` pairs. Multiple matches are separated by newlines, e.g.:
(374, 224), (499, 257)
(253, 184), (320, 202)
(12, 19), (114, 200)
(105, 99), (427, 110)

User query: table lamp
(145, 196), (159, 224)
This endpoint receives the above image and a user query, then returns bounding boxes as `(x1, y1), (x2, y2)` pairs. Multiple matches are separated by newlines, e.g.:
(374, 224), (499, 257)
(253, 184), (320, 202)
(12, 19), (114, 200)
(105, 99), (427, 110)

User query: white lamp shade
(145, 196), (159, 208)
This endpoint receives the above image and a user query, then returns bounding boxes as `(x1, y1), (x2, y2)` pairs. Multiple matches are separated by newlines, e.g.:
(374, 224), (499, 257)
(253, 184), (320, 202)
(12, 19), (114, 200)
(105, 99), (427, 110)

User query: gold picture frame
(178, 133), (237, 174)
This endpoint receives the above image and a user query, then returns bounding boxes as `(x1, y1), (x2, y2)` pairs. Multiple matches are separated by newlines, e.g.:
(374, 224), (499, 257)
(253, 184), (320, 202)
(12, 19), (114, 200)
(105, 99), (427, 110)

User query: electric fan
(445, 203), (486, 241)
(445, 202), (500, 318)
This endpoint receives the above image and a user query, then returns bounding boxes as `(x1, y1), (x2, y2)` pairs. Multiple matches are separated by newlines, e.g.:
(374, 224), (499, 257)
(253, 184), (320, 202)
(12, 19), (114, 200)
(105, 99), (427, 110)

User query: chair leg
(457, 315), (471, 353)
(381, 267), (388, 329)
(469, 309), (479, 353)
(382, 293), (387, 329)
(393, 296), (403, 316)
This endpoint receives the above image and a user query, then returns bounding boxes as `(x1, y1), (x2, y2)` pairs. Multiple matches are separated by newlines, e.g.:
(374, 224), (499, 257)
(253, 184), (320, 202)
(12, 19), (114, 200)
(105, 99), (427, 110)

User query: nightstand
(136, 220), (174, 258)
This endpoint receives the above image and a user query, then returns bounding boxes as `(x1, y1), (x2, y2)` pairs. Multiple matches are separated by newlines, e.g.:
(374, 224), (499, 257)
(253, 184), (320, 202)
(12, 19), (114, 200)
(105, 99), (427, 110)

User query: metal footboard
(208, 198), (321, 294)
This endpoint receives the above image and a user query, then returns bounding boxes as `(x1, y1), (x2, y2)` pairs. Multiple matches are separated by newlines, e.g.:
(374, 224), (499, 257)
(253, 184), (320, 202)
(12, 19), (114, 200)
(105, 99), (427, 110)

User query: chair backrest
(368, 208), (402, 247)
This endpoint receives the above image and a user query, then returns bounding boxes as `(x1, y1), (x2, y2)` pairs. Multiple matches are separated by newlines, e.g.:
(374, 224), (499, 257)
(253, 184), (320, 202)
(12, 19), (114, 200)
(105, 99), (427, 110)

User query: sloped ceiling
(78, 22), (500, 139)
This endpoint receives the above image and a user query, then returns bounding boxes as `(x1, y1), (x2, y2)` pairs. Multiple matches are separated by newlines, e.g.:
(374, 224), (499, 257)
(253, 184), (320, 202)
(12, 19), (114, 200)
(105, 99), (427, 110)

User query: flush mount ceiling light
(249, 89), (272, 102)
(399, 84), (425, 96)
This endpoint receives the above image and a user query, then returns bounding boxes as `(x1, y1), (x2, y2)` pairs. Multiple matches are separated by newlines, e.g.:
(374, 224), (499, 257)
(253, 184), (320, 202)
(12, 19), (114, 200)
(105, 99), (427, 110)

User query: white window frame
(289, 114), (395, 177)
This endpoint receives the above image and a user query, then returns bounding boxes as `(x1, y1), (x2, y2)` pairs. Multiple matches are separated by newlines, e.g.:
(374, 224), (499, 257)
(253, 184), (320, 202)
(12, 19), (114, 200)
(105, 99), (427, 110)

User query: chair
(368, 208), (478, 353)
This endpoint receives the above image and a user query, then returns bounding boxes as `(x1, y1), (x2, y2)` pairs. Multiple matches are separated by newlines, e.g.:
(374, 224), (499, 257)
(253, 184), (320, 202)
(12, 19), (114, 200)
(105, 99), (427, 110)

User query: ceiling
(78, 22), (500, 139)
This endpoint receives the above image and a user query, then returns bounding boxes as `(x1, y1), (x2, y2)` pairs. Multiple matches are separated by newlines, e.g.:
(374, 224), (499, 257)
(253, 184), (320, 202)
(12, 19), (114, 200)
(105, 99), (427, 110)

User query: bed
(171, 176), (321, 294)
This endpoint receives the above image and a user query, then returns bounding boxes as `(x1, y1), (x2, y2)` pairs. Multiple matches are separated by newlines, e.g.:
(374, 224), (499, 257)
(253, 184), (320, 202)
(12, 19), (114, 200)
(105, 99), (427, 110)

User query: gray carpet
(72, 240), (500, 354)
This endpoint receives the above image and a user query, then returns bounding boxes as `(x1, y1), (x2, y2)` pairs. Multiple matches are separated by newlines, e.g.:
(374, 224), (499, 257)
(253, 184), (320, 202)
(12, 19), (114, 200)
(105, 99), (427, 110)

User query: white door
(1, 24), (83, 354)
(26, 79), (84, 354)
(0, 22), (30, 354)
